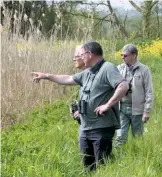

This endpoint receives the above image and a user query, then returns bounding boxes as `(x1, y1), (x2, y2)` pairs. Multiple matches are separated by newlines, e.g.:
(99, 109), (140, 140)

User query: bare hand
(73, 111), (80, 118)
(31, 72), (47, 83)
(142, 113), (150, 123)
(95, 104), (110, 116)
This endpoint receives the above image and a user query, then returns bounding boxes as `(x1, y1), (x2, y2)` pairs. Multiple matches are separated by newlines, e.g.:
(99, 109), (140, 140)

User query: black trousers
(79, 127), (115, 171)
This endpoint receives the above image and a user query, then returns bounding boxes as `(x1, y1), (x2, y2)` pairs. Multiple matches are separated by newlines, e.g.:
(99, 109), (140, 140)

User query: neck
(90, 56), (103, 67)
(128, 59), (137, 66)
(80, 66), (86, 70)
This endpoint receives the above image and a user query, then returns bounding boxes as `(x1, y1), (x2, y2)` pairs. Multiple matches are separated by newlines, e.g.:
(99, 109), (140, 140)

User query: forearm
(106, 81), (129, 108)
(45, 73), (77, 85)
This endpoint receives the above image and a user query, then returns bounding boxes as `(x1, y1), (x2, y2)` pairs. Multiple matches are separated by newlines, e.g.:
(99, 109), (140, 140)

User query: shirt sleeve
(72, 71), (85, 86)
(106, 63), (125, 89)
(143, 67), (154, 113)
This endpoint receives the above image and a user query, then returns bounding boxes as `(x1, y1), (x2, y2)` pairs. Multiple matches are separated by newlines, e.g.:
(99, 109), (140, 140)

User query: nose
(73, 57), (77, 61)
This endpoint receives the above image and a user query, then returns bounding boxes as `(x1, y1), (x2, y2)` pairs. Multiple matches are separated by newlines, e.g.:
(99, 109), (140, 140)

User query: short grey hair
(122, 44), (138, 56)
(83, 41), (103, 56)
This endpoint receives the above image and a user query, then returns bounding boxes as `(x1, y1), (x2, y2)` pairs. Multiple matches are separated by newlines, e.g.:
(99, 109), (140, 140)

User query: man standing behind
(32, 41), (129, 171)
(115, 44), (154, 147)
(71, 45), (86, 122)
(73, 45), (86, 70)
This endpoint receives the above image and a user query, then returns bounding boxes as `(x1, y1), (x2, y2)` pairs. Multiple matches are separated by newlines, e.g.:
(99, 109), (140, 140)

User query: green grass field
(2, 52), (162, 177)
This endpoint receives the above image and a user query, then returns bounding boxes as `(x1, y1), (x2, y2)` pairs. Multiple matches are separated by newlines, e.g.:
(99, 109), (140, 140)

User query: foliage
(1, 1), (100, 40)
(1, 1), (162, 40)
(115, 39), (162, 58)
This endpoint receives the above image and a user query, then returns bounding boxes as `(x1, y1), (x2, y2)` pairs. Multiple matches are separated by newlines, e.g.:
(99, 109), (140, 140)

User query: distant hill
(99, 7), (141, 19)
(115, 7), (141, 18)
(99, 6), (162, 19)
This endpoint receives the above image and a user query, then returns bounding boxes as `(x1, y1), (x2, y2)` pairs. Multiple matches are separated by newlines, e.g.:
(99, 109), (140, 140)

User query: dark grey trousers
(79, 127), (115, 171)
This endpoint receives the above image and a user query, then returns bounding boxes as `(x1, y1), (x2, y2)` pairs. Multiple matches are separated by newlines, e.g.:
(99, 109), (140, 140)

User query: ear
(89, 54), (92, 59)
(89, 52), (93, 59)
(133, 54), (137, 60)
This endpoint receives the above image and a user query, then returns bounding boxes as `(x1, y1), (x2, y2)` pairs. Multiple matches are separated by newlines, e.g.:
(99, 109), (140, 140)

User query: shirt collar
(90, 59), (105, 74)
(126, 60), (140, 71)
(132, 60), (140, 70)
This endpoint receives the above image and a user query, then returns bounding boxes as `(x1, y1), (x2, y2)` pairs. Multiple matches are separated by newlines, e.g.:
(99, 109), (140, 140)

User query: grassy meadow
(1, 28), (162, 177)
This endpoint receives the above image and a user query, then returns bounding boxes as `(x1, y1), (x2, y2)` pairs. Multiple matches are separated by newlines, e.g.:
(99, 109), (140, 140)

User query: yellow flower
(115, 40), (162, 59)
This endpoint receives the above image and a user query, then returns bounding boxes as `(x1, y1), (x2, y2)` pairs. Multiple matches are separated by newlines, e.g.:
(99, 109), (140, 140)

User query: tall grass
(1, 32), (79, 126)
(1, 28), (119, 127)
(1, 8), (162, 177)
(2, 50), (162, 177)
(1, 8), (92, 127)
(1, 8), (122, 127)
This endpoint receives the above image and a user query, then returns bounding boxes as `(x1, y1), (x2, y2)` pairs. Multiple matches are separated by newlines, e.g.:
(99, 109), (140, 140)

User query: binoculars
(70, 103), (78, 114)
(78, 100), (87, 114)
(70, 100), (87, 114)
(70, 102), (81, 125)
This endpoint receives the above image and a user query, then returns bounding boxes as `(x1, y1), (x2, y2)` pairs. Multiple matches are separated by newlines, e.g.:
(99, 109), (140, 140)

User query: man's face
(121, 51), (136, 65)
(73, 48), (85, 69)
(80, 48), (92, 67)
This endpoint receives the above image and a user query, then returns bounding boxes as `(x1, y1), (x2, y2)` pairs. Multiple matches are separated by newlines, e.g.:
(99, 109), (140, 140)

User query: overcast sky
(87, 0), (143, 10)
(46, 0), (143, 10)
(108, 0), (142, 9)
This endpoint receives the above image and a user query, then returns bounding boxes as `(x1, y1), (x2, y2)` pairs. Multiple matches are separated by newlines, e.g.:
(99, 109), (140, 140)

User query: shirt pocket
(133, 74), (143, 86)
(134, 74), (141, 80)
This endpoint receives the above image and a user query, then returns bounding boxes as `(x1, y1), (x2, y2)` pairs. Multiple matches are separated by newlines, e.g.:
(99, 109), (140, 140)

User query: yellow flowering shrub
(115, 40), (162, 59)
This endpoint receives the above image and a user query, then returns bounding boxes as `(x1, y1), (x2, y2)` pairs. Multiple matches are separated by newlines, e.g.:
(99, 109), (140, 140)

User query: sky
(3, 0), (143, 11)
(50, 0), (144, 10)
(87, 0), (143, 10)
(46, 0), (143, 9)
(108, 0), (143, 9)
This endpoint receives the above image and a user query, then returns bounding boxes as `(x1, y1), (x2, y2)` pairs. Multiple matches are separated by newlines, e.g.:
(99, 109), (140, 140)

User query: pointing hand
(31, 72), (47, 83)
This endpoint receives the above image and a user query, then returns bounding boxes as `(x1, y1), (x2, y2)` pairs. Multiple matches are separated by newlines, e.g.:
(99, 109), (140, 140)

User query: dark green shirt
(73, 60), (124, 130)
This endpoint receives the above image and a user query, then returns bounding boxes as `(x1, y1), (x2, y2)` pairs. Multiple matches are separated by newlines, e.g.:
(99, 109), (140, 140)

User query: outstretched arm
(31, 72), (78, 85)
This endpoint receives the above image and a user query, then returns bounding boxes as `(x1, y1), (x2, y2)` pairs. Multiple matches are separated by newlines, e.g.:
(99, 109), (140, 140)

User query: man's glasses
(74, 55), (81, 59)
(121, 54), (130, 58)
(80, 51), (89, 57)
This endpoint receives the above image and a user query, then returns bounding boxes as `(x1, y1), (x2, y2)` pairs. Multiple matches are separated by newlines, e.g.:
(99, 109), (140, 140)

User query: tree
(106, 1), (129, 38)
(1, 0), (99, 39)
(129, 0), (159, 38)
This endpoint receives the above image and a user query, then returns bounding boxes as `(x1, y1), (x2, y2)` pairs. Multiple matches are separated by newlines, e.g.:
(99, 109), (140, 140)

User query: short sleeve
(106, 63), (125, 88)
(72, 71), (84, 86)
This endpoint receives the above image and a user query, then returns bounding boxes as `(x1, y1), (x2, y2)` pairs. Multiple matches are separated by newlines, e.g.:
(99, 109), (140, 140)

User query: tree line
(1, 0), (162, 40)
